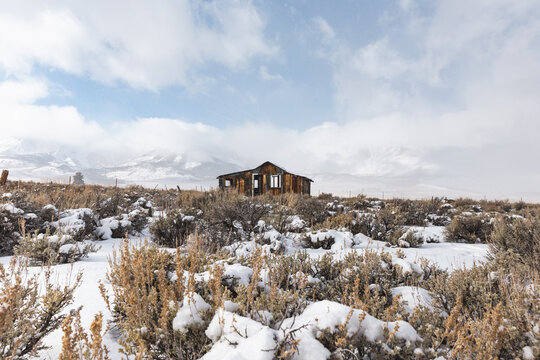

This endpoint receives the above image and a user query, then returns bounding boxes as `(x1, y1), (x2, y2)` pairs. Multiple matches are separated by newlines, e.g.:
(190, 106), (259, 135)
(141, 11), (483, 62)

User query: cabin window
(271, 175), (281, 188)
(225, 179), (231, 187)
(254, 179), (259, 188)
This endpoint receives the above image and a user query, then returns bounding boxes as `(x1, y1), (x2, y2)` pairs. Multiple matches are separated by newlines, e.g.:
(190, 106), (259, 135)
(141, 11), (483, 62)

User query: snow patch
(172, 292), (211, 333)
(223, 263), (253, 286)
(1, 203), (24, 214)
(391, 286), (433, 314)
(204, 309), (277, 360)
(391, 258), (423, 275)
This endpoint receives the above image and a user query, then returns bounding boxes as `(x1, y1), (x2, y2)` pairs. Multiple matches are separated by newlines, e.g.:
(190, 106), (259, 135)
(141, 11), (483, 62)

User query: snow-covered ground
(0, 224), (488, 359)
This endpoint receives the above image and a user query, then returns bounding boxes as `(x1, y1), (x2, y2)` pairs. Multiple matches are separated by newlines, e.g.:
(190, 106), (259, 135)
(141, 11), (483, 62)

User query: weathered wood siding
(217, 161), (312, 196)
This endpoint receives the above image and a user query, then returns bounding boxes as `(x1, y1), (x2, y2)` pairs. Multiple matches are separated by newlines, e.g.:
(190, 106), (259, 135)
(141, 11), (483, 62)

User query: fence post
(0, 170), (8, 186)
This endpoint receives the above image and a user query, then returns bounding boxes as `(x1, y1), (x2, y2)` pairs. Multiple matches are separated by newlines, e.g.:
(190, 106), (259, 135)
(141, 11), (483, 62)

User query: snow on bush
(52, 208), (96, 241)
(426, 213), (451, 226)
(286, 215), (306, 232)
(0, 203), (24, 215)
(96, 214), (132, 239)
(173, 292), (212, 333)
(204, 300), (422, 360)
(223, 263), (253, 286)
(15, 231), (98, 265)
(172, 262), (254, 288)
(302, 229), (353, 250)
(40, 204), (58, 222)
(203, 309), (277, 360)
(391, 286), (433, 315)
(391, 257), (423, 275)
(281, 300), (422, 357)
(398, 226), (446, 247)
(127, 208), (149, 233)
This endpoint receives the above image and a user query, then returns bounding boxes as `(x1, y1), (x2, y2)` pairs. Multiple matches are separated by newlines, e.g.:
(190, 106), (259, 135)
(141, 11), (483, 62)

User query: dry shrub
(452, 198), (477, 208)
(0, 203), (48, 256)
(428, 263), (499, 318)
(54, 209), (97, 243)
(15, 230), (98, 265)
(478, 199), (514, 213)
(445, 214), (493, 243)
(1, 182), (173, 227)
(95, 194), (123, 219)
(444, 300), (507, 360)
(322, 250), (432, 318)
(350, 205), (408, 242)
(102, 238), (214, 359)
(150, 211), (197, 247)
(387, 198), (436, 226)
(175, 190), (206, 210)
(264, 194), (302, 233)
(59, 309), (110, 360)
(200, 191), (269, 244)
(348, 212), (376, 237)
(2, 182), (107, 212)
(427, 252), (540, 358)
(0, 210), (20, 256)
(317, 192), (335, 201)
(489, 215), (540, 272)
(311, 212), (354, 233)
(293, 195), (327, 227)
(261, 257), (420, 359)
(255, 250), (429, 321)
(300, 233), (336, 250)
(342, 194), (370, 211)
(386, 228), (422, 248)
(0, 257), (81, 359)
(40, 204), (59, 222)
(443, 277), (539, 359)
(265, 204), (297, 233)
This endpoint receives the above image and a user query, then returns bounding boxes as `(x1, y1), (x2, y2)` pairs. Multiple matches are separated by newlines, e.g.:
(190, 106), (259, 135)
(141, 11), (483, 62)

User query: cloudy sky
(0, 0), (539, 200)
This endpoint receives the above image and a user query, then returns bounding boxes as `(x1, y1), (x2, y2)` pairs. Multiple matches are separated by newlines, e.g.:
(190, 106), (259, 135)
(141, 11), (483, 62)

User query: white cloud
(310, 0), (540, 197)
(323, 0), (540, 117)
(313, 16), (335, 42)
(352, 39), (409, 80)
(0, 77), (49, 104)
(259, 66), (283, 82)
(398, 0), (415, 12)
(0, 0), (277, 90)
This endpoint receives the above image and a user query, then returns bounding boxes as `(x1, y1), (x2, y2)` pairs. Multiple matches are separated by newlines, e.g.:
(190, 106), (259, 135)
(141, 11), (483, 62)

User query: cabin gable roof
(216, 161), (313, 182)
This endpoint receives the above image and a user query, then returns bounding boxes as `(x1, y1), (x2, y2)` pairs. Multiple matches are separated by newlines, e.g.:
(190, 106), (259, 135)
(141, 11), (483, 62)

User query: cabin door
(252, 174), (263, 196)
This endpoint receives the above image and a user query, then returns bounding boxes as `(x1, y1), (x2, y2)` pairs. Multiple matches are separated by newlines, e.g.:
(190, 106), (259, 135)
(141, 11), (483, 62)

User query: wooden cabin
(217, 161), (313, 196)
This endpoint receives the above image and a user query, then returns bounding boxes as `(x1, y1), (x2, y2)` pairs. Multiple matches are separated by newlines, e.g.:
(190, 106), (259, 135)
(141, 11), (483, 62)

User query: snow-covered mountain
(0, 139), (241, 190)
